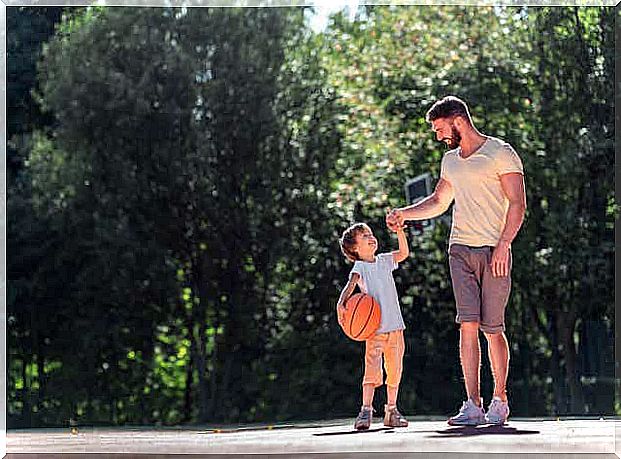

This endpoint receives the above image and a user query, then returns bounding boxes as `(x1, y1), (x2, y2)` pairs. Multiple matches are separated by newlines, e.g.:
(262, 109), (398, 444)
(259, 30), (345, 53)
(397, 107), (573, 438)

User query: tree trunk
(548, 312), (564, 414)
(22, 357), (30, 426)
(183, 321), (194, 423)
(558, 312), (583, 413)
(194, 321), (209, 423)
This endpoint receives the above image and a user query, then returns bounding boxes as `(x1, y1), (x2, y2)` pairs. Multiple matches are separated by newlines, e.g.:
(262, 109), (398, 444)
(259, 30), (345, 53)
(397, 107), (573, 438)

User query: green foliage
(7, 7), (68, 179)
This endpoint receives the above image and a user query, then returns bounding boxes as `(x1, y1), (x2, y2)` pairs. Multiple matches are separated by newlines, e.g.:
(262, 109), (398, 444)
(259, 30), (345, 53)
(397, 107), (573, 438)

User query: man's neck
(459, 132), (488, 158)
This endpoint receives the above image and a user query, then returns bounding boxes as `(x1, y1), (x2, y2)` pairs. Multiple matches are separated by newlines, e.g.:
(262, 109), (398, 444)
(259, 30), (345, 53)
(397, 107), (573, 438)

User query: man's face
(431, 117), (461, 148)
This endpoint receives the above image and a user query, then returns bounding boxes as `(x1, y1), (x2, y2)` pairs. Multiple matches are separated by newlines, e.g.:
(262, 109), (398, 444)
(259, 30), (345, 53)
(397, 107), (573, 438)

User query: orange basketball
(341, 293), (381, 341)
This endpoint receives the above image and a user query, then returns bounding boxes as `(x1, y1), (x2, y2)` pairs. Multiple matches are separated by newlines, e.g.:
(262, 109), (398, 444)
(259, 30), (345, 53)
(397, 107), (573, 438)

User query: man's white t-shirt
(440, 136), (524, 248)
(350, 252), (405, 334)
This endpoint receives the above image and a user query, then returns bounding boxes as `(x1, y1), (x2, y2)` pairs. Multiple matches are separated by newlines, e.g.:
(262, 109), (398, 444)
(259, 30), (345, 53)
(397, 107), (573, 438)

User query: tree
(10, 5), (615, 426)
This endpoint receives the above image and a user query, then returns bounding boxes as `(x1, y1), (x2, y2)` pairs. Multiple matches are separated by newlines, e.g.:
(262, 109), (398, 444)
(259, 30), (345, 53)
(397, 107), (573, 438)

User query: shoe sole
(485, 419), (508, 425)
(447, 418), (485, 426)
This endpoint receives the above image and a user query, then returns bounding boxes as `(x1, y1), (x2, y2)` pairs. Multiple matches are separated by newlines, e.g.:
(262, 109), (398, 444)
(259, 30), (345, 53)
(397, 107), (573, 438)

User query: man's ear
(453, 115), (466, 130)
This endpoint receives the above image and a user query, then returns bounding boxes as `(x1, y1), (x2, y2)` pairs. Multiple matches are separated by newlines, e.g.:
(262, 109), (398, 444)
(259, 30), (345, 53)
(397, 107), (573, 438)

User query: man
(386, 96), (526, 425)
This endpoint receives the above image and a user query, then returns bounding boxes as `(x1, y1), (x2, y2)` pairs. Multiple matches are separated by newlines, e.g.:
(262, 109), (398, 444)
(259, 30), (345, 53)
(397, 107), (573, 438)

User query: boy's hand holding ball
(337, 303), (347, 326)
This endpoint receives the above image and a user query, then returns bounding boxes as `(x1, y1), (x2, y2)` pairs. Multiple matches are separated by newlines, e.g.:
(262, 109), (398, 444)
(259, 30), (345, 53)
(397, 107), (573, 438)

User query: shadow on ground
(422, 424), (540, 438)
(313, 427), (395, 436)
(200, 422), (348, 434)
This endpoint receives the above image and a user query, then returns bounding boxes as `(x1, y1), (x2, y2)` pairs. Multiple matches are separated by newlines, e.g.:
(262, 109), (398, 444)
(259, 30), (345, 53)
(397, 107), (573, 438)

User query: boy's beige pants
(363, 329), (404, 388)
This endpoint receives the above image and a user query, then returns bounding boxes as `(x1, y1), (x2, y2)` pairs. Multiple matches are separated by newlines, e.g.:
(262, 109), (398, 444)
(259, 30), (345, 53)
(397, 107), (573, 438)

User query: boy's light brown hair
(339, 223), (369, 262)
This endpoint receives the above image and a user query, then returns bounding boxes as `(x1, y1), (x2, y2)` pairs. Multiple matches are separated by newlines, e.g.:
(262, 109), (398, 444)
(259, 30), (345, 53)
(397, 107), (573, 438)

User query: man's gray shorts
(448, 244), (512, 334)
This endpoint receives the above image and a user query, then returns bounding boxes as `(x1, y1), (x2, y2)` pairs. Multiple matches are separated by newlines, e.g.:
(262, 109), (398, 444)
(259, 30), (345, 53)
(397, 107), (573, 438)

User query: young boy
(337, 219), (410, 430)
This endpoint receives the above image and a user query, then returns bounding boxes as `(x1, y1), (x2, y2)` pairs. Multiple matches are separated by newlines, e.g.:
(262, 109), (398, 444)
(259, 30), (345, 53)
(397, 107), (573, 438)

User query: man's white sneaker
(447, 398), (485, 426)
(485, 397), (510, 425)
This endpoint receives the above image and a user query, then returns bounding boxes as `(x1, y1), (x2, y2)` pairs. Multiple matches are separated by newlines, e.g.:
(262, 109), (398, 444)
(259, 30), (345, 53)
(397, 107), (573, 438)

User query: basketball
(341, 293), (381, 341)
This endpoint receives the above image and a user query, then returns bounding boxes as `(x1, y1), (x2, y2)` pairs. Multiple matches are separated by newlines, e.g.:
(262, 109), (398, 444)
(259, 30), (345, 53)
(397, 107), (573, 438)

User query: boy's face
(354, 226), (377, 259)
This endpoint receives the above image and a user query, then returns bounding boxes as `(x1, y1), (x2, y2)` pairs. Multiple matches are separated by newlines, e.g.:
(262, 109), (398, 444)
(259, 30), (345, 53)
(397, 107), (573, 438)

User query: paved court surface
(6, 418), (620, 458)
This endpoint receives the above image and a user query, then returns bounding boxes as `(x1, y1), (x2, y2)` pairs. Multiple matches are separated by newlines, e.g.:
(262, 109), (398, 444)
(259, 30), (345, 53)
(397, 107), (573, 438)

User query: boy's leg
(363, 333), (385, 393)
(383, 330), (408, 427)
(355, 334), (385, 430)
(355, 384), (375, 430)
(383, 330), (405, 392)
(386, 384), (399, 407)
(362, 384), (375, 407)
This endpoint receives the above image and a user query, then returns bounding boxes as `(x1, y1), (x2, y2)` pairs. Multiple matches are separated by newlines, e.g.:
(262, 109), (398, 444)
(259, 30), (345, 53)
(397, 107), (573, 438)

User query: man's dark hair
(425, 96), (472, 123)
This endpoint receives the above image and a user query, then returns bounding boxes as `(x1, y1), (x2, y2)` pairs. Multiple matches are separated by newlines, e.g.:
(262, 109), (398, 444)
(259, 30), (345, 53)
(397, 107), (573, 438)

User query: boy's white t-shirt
(349, 252), (405, 334)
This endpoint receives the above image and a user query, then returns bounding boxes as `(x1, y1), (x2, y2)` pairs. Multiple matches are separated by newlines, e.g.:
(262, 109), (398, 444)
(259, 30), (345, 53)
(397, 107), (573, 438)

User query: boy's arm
(336, 273), (360, 326)
(391, 227), (410, 264)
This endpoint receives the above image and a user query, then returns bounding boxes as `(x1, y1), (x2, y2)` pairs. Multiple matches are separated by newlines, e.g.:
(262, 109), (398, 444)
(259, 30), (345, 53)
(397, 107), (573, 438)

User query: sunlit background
(7, 5), (616, 428)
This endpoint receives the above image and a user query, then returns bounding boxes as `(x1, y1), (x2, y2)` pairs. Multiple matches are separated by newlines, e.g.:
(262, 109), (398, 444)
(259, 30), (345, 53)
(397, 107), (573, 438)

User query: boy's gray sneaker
(485, 397), (510, 425)
(447, 398), (485, 426)
(354, 406), (373, 430)
(384, 404), (408, 427)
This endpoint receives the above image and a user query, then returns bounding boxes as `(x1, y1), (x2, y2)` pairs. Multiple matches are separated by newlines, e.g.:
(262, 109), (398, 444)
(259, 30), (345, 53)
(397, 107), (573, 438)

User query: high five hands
(385, 208), (405, 233)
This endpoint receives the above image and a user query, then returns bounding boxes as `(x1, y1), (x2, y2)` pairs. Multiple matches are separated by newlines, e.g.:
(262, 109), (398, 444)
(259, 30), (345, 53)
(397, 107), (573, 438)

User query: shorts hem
(362, 380), (383, 388)
(481, 324), (505, 334)
(455, 315), (480, 324)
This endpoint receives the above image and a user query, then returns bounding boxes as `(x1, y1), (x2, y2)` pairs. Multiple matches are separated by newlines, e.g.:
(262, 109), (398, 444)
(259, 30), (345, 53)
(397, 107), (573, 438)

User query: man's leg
(448, 319), (485, 425)
(484, 331), (509, 402)
(480, 246), (512, 424)
(448, 245), (485, 425)
(460, 321), (482, 406)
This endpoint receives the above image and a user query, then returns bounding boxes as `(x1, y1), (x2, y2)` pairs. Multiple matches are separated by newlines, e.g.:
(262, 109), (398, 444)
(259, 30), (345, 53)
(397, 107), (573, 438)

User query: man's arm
(498, 172), (527, 244)
(387, 178), (454, 229)
(491, 172), (527, 277)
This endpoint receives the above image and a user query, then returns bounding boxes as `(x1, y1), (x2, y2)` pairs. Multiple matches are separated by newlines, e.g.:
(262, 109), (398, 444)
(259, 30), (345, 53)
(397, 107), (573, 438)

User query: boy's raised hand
(386, 207), (404, 232)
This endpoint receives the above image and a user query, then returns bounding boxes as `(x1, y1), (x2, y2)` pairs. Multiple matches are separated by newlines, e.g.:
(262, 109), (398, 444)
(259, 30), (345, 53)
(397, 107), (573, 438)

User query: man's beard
(443, 125), (462, 148)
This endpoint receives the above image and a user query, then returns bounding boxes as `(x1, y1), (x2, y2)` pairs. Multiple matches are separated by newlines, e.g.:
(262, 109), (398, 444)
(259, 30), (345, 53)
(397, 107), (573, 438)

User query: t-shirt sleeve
(495, 144), (524, 176)
(380, 253), (398, 271)
(440, 154), (449, 180)
(350, 261), (363, 280)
